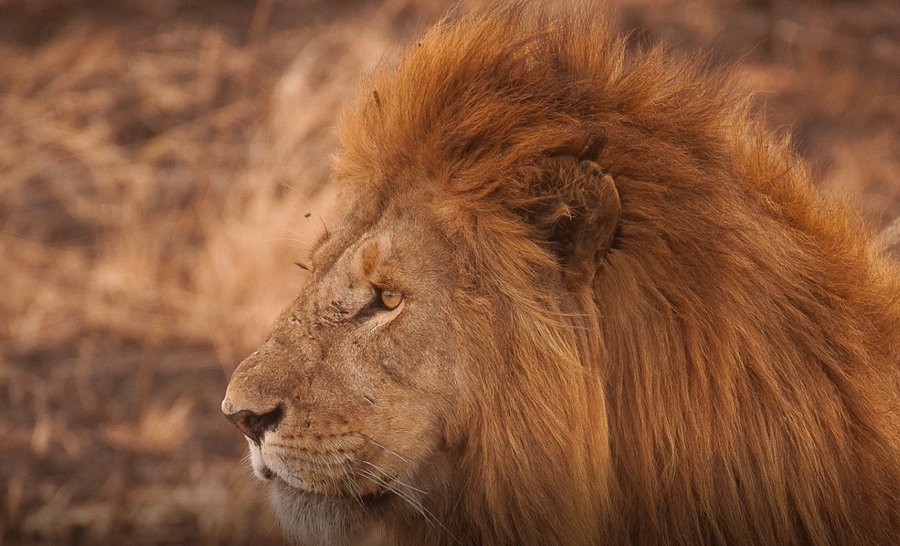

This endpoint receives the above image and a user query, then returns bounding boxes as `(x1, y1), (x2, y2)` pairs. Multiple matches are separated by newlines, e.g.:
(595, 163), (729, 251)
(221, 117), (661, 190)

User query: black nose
(225, 406), (283, 444)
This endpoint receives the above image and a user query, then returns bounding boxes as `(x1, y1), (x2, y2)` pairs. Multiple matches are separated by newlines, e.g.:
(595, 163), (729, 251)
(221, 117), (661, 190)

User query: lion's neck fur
(594, 147), (900, 544)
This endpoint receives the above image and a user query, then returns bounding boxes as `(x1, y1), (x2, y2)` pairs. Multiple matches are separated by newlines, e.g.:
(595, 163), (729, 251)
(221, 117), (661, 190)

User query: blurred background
(1, 0), (898, 544)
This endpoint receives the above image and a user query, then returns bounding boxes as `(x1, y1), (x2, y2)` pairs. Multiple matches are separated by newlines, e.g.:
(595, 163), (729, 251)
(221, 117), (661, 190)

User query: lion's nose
(222, 399), (283, 444)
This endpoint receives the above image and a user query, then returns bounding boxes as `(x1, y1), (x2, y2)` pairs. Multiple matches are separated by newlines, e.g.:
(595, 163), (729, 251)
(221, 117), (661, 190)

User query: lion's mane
(325, 6), (900, 545)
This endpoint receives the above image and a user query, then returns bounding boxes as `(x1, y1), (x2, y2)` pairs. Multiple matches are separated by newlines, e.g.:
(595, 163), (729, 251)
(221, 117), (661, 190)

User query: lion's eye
(379, 289), (404, 310)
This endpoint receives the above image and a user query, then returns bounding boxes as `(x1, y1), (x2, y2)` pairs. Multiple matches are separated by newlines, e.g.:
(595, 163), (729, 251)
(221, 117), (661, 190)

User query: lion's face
(223, 198), (461, 545)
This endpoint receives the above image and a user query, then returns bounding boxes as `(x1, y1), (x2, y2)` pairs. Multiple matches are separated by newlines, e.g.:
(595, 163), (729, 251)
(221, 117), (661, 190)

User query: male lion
(222, 6), (900, 546)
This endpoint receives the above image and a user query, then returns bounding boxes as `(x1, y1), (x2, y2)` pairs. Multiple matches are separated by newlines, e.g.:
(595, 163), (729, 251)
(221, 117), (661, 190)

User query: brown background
(1, 0), (899, 544)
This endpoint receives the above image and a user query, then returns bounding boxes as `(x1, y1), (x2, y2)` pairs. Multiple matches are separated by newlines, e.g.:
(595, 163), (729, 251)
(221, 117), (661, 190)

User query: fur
(228, 5), (900, 545)
(334, 5), (900, 545)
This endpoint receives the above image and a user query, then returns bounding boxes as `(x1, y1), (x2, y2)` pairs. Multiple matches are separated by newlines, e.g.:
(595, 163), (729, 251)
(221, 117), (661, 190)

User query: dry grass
(1, 0), (898, 544)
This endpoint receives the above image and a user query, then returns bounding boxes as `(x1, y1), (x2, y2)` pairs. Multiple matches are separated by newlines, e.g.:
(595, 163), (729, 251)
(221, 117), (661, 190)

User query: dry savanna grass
(1, 0), (898, 544)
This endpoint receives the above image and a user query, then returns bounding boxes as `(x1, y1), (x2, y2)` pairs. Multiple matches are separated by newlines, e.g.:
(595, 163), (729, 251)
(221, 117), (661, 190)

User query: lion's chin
(271, 478), (392, 546)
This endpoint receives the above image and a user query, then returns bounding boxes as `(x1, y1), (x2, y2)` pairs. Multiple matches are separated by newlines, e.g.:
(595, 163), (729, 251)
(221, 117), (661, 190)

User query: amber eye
(379, 289), (404, 310)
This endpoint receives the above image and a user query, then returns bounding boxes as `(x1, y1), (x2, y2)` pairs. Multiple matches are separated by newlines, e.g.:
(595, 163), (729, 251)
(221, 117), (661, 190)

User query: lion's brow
(360, 241), (381, 278)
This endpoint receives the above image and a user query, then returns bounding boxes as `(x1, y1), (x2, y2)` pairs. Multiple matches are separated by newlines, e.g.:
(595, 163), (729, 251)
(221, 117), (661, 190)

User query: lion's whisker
(359, 470), (434, 526)
(320, 454), (340, 494)
(359, 467), (460, 544)
(361, 460), (429, 495)
(361, 435), (411, 463)
(338, 459), (366, 508)
(358, 465), (428, 515)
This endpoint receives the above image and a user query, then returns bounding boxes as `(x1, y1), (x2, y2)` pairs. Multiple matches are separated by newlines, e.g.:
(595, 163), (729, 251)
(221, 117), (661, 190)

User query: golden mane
(228, 5), (900, 546)
(335, 6), (900, 545)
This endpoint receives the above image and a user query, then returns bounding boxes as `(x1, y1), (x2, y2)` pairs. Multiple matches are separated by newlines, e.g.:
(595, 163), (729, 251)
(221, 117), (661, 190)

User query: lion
(222, 5), (900, 546)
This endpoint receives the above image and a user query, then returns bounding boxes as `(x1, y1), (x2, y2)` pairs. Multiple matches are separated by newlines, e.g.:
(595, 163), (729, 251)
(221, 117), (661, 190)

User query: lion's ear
(523, 156), (621, 286)
(564, 160), (620, 286)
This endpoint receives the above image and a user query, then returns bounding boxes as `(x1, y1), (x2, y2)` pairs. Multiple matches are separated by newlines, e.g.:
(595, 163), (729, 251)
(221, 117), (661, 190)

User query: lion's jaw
(223, 206), (460, 545)
(271, 478), (391, 546)
(242, 433), (396, 546)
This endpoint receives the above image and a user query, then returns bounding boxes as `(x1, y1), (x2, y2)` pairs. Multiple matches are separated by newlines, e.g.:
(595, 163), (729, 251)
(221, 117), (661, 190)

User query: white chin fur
(247, 439), (274, 481)
(271, 480), (390, 546)
(247, 440), (393, 545)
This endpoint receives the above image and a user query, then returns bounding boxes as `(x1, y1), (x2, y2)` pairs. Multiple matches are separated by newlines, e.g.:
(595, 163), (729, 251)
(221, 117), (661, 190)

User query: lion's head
(222, 205), (461, 545)
(223, 6), (900, 546)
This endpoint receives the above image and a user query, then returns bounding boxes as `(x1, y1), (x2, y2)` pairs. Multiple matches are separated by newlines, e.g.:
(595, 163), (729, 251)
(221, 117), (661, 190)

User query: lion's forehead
(311, 201), (455, 293)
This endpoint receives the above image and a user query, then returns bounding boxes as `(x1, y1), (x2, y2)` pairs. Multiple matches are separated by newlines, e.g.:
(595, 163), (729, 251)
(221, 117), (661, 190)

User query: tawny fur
(227, 5), (900, 546)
